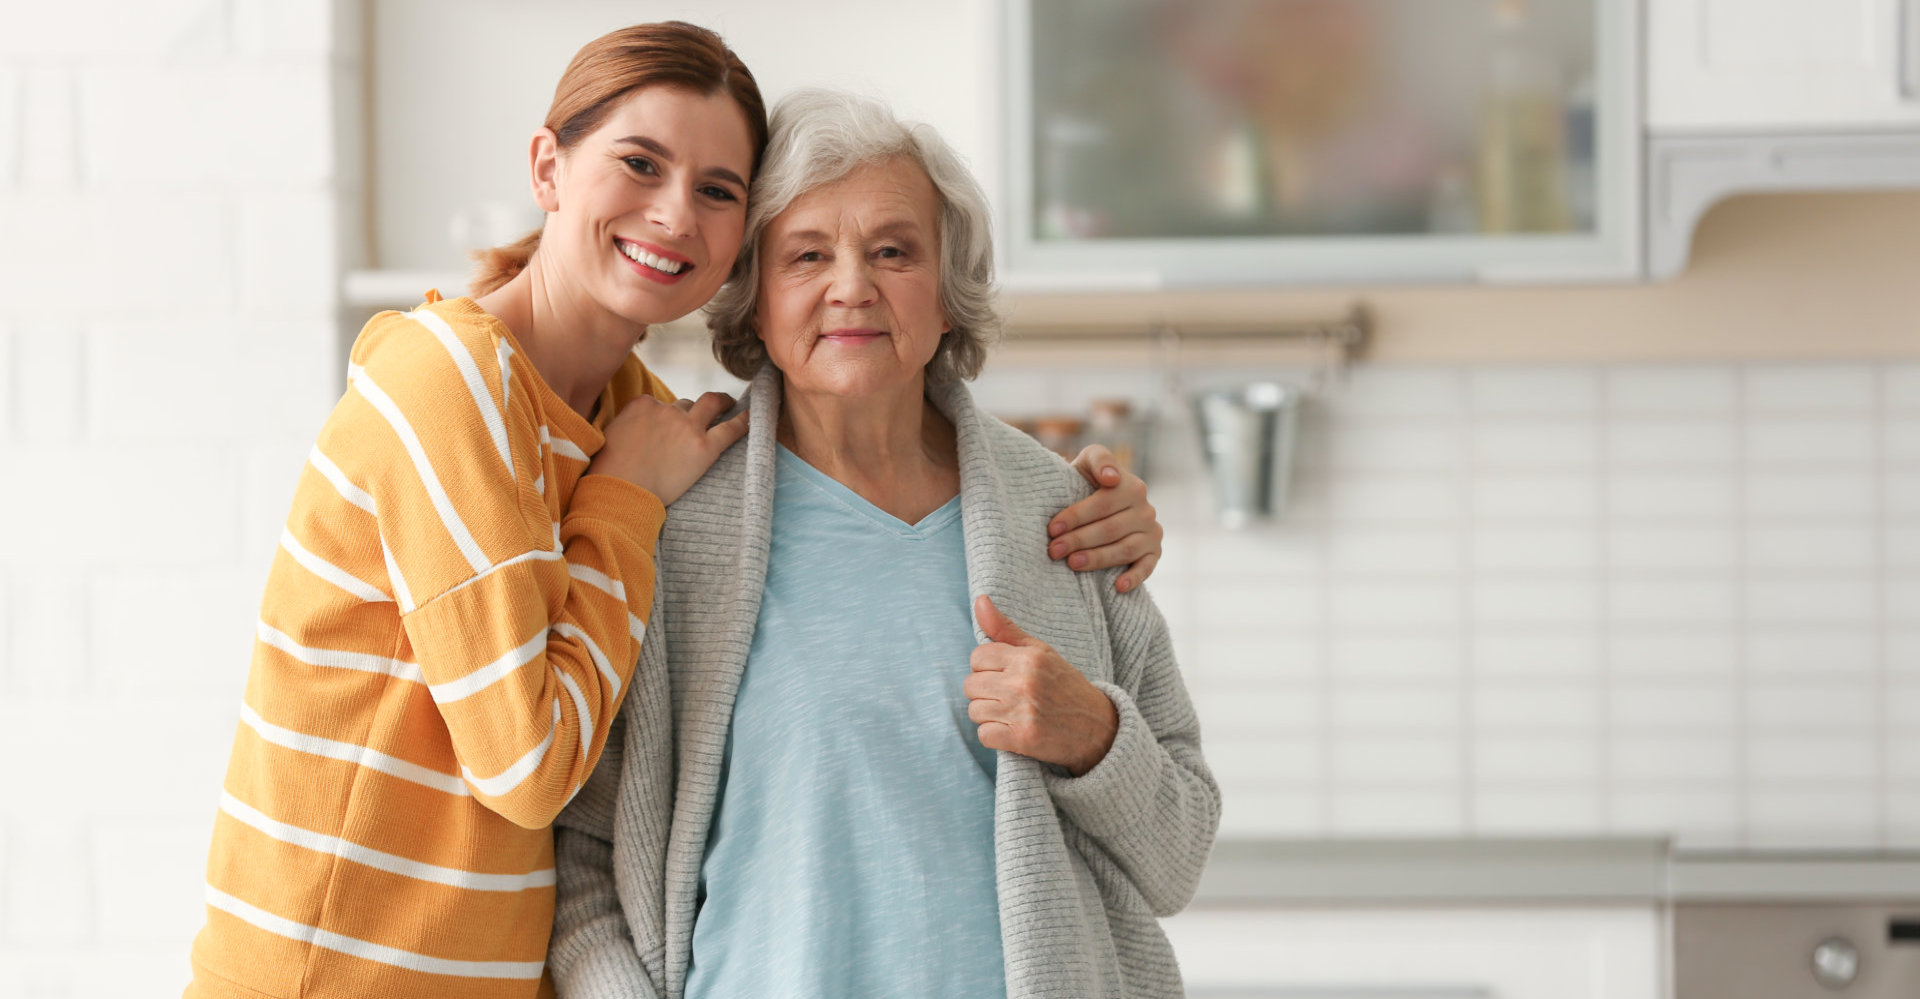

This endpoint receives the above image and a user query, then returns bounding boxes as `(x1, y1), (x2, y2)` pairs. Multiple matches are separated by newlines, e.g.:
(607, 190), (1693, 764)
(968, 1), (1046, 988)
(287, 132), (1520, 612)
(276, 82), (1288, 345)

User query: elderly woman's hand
(1052, 444), (1163, 594)
(965, 596), (1119, 777)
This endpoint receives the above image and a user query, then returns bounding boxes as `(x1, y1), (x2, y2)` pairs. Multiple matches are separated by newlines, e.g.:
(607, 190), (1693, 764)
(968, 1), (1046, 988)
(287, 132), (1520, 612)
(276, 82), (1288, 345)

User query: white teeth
(620, 241), (684, 275)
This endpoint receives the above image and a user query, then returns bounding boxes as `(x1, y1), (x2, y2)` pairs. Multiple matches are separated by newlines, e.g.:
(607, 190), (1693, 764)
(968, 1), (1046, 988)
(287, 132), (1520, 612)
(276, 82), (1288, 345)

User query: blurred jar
(1477, 0), (1571, 234)
(1032, 416), (1086, 459)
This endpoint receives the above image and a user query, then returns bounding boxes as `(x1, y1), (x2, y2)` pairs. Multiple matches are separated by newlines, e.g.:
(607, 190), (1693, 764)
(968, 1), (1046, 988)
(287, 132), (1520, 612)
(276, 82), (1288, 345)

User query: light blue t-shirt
(685, 446), (1006, 999)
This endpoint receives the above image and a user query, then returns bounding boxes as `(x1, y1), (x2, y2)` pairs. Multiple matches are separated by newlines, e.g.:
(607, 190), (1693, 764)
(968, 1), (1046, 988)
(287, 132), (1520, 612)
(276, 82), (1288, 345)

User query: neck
(474, 253), (644, 420)
(778, 373), (960, 523)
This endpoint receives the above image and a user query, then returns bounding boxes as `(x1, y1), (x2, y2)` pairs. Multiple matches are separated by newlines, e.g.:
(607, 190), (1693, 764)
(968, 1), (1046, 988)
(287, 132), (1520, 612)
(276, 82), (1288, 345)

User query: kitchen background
(2, 0), (1919, 996)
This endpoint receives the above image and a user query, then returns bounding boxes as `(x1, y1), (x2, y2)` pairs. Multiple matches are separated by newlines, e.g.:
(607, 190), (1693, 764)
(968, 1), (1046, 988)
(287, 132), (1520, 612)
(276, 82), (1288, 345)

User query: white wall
(371, 0), (1000, 272)
(0, 1), (352, 995)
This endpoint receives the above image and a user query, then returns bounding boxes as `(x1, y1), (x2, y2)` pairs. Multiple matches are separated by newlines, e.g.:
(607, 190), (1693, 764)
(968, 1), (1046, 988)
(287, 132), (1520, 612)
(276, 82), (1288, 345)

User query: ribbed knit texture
(187, 295), (675, 999)
(549, 367), (1221, 999)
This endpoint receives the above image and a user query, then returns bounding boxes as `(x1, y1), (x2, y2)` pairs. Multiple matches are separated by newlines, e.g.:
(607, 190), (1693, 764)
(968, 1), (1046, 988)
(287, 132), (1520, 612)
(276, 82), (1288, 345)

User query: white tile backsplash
(1745, 418), (1877, 466)
(1471, 422), (1600, 468)
(1603, 421), (1739, 467)
(1745, 524), (1879, 570)
(1888, 419), (1920, 465)
(1470, 526), (1600, 572)
(1470, 472), (1601, 521)
(1748, 629), (1879, 676)
(1606, 524), (1739, 571)
(995, 358), (1910, 846)
(1743, 365), (1877, 414)
(1474, 737), (1602, 782)
(1746, 470), (1876, 518)
(1472, 684), (1603, 729)
(1885, 365), (1920, 411)
(1604, 367), (1740, 416)
(1606, 472), (1739, 520)
(1468, 368), (1600, 416)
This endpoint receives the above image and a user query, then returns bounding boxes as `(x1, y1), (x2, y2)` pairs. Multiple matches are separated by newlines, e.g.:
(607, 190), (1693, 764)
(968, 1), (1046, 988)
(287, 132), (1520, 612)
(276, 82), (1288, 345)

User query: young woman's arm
(334, 312), (738, 830)
(1056, 443), (1165, 593)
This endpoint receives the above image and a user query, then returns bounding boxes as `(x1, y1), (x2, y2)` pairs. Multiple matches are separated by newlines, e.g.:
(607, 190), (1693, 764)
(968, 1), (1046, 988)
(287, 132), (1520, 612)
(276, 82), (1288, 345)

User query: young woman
(185, 22), (1162, 999)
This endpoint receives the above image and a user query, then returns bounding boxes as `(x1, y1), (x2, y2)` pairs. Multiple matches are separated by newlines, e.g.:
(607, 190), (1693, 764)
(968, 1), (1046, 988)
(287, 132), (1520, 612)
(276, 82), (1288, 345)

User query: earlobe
(529, 127), (562, 213)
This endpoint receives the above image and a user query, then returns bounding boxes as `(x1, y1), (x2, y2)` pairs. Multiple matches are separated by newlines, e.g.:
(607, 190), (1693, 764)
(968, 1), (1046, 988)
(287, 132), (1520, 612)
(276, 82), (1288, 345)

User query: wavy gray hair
(706, 88), (1001, 384)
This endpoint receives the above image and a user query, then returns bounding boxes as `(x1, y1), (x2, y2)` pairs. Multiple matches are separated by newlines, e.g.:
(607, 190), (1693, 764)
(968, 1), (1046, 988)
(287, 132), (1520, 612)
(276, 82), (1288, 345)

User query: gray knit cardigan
(548, 366), (1220, 999)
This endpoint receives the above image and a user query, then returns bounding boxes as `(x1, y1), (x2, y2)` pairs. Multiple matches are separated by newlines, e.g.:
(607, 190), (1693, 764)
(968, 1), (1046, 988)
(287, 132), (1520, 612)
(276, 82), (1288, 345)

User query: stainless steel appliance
(1675, 904), (1920, 998)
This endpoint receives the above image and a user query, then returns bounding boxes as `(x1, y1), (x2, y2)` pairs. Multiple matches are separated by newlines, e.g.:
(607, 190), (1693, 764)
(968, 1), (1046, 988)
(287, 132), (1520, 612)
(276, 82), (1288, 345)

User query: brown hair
(468, 21), (769, 296)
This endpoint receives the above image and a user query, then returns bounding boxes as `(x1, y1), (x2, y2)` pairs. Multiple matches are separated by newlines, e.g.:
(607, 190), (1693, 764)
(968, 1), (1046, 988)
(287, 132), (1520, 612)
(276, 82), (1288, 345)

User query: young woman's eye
(699, 184), (739, 203)
(622, 156), (658, 176)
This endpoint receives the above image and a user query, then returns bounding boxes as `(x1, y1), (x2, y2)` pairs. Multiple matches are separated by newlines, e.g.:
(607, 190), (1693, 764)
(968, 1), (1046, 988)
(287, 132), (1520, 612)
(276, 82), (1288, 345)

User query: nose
(646, 183), (698, 238)
(826, 255), (878, 309)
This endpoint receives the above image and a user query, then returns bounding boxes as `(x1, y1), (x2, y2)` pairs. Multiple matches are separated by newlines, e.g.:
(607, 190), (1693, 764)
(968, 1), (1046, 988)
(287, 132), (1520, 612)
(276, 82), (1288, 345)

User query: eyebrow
(612, 135), (748, 190)
(775, 220), (926, 245)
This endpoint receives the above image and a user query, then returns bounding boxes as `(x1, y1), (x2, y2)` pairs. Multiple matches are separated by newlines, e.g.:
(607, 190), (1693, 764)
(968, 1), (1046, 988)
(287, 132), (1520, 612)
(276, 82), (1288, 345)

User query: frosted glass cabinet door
(1648, 0), (1920, 131)
(1002, 0), (1642, 286)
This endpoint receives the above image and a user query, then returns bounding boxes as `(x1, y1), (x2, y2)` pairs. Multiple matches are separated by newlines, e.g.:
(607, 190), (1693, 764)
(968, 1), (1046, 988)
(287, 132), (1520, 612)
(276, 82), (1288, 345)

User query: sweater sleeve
(1040, 581), (1221, 916)
(335, 308), (664, 830)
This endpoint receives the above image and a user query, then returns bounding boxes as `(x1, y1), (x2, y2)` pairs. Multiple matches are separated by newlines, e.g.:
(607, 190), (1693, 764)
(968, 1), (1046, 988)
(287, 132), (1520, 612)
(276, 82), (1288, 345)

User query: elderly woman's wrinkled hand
(587, 391), (751, 505)
(1051, 444), (1163, 595)
(965, 595), (1120, 777)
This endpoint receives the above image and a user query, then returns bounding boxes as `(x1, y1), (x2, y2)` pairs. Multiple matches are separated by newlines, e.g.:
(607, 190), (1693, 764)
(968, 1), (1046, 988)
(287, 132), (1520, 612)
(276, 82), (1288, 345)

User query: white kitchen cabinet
(1648, 0), (1920, 132)
(1000, 0), (1643, 287)
(1162, 906), (1663, 999)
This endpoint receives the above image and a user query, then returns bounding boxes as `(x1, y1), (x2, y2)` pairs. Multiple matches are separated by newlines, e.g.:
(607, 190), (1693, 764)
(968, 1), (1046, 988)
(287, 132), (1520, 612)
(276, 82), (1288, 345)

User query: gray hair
(706, 88), (1001, 384)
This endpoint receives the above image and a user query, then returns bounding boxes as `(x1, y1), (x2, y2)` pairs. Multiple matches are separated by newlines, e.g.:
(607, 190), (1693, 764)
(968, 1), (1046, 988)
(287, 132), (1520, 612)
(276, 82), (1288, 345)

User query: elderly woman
(549, 89), (1219, 999)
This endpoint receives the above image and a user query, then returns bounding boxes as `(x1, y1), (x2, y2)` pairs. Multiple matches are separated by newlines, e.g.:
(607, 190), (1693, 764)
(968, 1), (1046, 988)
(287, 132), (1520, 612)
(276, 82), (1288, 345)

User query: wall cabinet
(1648, 0), (1920, 132)
(1643, 0), (1920, 276)
(1000, 0), (1644, 288)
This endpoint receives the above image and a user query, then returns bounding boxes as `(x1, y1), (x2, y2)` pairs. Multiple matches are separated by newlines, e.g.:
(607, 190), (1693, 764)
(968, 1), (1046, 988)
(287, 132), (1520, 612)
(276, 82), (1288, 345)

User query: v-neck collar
(776, 444), (961, 537)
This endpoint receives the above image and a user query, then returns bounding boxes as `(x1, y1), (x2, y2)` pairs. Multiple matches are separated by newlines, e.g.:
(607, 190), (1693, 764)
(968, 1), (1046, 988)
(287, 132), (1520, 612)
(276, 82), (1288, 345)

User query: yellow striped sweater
(187, 294), (674, 999)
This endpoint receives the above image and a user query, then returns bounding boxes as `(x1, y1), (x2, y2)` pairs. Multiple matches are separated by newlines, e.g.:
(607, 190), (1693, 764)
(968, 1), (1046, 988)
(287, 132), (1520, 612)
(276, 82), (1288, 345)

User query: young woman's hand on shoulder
(589, 391), (750, 504)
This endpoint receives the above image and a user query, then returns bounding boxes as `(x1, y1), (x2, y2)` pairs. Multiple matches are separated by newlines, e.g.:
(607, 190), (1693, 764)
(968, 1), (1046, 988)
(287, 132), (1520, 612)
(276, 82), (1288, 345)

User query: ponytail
(468, 228), (543, 297)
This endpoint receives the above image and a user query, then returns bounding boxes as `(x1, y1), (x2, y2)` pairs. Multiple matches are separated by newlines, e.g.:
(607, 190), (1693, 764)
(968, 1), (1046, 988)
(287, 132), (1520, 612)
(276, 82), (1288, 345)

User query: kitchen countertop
(1190, 839), (1920, 906)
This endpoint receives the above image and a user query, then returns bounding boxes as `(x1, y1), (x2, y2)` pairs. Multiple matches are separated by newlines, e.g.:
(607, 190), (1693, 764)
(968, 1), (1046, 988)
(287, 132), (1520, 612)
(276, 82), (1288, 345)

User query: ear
(529, 126), (562, 214)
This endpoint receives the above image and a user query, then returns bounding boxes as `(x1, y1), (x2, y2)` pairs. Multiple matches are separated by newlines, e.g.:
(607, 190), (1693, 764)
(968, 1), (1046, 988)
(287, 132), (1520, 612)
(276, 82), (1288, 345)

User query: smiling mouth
(616, 239), (690, 276)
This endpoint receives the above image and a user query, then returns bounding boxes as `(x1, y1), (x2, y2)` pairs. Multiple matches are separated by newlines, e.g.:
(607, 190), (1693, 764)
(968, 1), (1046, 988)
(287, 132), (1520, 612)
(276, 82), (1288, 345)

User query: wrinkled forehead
(765, 156), (942, 241)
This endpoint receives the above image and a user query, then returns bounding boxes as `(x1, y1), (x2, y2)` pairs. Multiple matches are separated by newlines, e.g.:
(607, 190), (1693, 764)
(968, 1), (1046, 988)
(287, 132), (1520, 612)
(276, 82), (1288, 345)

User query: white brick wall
(746, 354), (1919, 851)
(0, 1), (350, 993)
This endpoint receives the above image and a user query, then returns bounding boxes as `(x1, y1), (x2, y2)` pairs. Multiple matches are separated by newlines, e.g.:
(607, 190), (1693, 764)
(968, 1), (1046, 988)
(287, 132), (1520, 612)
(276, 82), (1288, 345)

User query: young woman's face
(539, 85), (757, 326)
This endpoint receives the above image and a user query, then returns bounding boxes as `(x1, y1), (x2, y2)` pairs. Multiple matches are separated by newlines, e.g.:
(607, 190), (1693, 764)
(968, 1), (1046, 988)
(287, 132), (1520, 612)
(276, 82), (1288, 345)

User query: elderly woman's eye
(875, 246), (904, 259)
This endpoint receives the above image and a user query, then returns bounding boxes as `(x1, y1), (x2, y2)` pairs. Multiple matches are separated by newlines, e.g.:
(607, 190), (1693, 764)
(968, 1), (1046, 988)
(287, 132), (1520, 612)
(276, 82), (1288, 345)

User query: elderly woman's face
(754, 157), (948, 400)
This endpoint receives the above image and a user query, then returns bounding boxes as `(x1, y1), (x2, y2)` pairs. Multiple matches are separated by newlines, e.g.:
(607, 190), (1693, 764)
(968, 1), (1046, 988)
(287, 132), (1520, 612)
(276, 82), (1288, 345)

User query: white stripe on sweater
(566, 563), (625, 602)
(307, 447), (375, 515)
(204, 885), (544, 979)
(218, 791), (554, 892)
(380, 540), (416, 613)
(427, 629), (546, 705)
(407, 308), (512, 473)
(553, 671), (593, 770)
(353, 373), (491, 574)
(280, 530), (391, 605)
(541, 426), (590, 463)
(255, 621), (423, 684)
(497, 339), (515, 424)
(551, 622), (620, 694)
(461, 702), (559, 798)
(238, 703), (467, 797)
